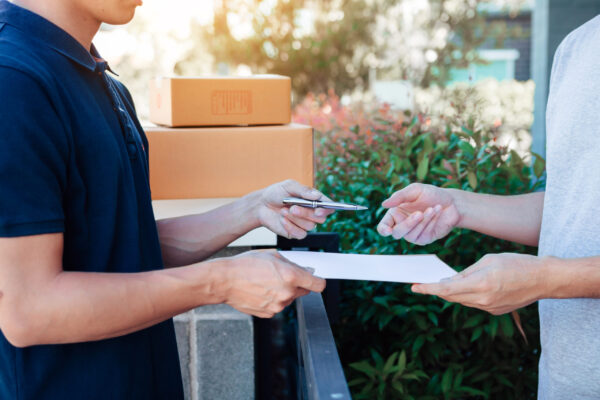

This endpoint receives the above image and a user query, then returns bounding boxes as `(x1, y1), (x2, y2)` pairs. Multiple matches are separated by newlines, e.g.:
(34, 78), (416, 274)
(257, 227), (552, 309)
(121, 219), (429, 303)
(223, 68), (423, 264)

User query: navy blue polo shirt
(0, 1), (183, 399)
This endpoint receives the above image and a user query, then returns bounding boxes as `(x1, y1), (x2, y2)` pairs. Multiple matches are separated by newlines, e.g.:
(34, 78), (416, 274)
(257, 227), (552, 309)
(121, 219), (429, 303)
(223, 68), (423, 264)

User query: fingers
(280, 216), (308, 239)
(382, 184), (422, 208)
(282, 179), (327, 201)
(280, 264), (326, 293)
(412, 205), (442, 244)
(411, 269), (484, 299)
(281, 209), (317, 231)
(286, 205), (328, 224)
(377, 208), (400, 236)
(403, 207), (438, 243)
(391, 211), (424, 239)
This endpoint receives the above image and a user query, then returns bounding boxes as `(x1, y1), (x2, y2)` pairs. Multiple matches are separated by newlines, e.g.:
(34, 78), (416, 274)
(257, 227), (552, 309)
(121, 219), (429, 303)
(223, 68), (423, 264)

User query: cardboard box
(149, 75), (292, 127)
(145, 124), (314, 199)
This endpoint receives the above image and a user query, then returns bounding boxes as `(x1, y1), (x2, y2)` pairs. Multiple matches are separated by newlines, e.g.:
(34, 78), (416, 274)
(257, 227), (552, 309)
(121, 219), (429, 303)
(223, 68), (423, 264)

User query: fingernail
(303, 267), (315, 274)
(315, 208), (326, 217)
(411, 285), (421, 293)
(311, 189), (321, 197)
(291, 206), (301, 216)
(434, 204), (442, 213)
(281, 208), (289, 216)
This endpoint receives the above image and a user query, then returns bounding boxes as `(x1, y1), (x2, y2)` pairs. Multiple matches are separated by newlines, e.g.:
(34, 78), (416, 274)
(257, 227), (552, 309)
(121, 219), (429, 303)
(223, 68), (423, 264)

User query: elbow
(0, 303), (41, 348)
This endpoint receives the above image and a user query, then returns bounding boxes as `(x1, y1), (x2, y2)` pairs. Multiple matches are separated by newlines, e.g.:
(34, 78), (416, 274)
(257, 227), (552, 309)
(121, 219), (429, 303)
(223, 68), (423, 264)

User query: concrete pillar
(173, 247), (255, 400)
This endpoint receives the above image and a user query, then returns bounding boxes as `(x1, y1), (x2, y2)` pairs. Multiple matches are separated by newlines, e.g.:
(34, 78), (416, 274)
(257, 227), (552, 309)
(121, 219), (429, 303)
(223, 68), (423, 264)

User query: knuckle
(278, 289), (294, 302)
(279, 267), (296, 284)
(479, 295), (493, 307)
(271, 303), (284, 314)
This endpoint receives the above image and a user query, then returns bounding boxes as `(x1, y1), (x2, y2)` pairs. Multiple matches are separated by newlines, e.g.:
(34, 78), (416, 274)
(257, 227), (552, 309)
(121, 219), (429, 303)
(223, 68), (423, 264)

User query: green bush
(294, 95), (545, 399)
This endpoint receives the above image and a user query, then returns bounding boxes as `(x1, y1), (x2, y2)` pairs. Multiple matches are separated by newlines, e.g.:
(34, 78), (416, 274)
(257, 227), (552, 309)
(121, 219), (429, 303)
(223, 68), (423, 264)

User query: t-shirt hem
(0, 220), (65, 237)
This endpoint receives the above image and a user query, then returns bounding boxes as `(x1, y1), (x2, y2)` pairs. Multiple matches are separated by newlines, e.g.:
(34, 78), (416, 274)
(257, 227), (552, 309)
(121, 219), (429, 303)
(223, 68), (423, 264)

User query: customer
(377, 15), (600, 399)
(0, 0), (331, 398)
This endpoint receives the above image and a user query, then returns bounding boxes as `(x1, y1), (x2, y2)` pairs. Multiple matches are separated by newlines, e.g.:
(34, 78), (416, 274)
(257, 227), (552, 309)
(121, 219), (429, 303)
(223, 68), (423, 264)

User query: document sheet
(280, 251), (457, 284)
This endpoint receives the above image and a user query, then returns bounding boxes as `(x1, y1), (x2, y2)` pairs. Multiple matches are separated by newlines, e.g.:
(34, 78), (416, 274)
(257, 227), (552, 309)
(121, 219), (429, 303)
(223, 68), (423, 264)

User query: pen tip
(357, 206), (369, 211)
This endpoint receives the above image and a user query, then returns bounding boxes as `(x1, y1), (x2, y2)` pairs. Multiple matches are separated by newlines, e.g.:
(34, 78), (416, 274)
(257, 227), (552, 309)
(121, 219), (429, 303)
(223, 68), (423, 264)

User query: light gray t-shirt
(538, 14), (600, 399)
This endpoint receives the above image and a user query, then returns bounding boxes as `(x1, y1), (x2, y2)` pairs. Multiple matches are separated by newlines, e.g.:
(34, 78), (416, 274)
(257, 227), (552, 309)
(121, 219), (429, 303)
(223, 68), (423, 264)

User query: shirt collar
(0, 0), (115, 74)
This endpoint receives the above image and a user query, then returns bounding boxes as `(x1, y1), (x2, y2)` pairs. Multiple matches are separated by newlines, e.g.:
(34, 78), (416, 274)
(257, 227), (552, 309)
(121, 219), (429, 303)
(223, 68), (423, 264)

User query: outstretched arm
(157, 180), (334, 267)
(0, 233), (325, 347)
(412, 253), (600, 315)
(378, 184), (544, 247)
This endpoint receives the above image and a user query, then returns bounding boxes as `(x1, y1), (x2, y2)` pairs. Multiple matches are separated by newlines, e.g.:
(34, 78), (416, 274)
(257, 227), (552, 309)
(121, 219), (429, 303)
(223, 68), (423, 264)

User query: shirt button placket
(102, 74), (138, 160)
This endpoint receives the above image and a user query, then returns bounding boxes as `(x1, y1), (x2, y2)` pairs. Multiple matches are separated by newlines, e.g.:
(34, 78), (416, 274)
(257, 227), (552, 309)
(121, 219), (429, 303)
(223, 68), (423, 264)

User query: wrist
(194, 258), (232, 305)
(446, 188), (469, 228)
(537, 255), (565, 299)
(241, 189), (264, 230)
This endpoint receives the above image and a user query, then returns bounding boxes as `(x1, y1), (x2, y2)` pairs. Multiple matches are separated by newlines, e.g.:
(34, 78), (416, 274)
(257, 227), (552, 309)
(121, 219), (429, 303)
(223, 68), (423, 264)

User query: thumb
(382, 184), (421, 208)
(457, 256), (492, 278)
(283, 180), (324, 200)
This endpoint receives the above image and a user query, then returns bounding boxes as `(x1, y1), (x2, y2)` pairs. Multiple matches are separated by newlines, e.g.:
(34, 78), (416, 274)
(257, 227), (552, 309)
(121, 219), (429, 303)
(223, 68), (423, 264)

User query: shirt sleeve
(0, 66), (68, 237)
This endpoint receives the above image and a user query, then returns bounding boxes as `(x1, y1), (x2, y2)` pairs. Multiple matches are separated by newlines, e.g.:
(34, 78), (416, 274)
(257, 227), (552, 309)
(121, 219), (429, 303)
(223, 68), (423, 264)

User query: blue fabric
(0, 1), (183, 399)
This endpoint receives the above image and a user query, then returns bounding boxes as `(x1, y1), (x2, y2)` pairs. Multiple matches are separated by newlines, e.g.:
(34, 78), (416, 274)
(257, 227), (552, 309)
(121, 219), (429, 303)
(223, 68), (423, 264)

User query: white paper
(279, 251), (457, 284)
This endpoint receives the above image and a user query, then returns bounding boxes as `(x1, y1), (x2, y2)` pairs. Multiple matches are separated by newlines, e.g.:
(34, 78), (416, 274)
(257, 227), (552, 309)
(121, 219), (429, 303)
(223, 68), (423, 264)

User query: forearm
(449, 190), (544, 246)
(157, 191), (262, 267)
(4, 259), (228, 347)
(543, 256), (600, 299)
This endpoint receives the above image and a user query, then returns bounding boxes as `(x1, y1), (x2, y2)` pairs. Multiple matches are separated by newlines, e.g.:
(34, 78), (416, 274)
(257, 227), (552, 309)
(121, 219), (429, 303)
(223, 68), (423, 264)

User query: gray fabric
(538, 14), (600, 399)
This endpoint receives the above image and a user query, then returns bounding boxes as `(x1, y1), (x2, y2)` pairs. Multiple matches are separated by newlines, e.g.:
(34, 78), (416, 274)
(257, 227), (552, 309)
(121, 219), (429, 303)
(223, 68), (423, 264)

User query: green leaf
(373, 296), (390, 308)
(348, 378), (368, 387)
(391, 381), (405, 394)
(370, 349), (384, 369)
(458, 140), (476, 158)
(397, 351), (407, 375)
(427, 311), (439, 326)
(416, 155), (430, 181)
(459, 386), (488, 397)
(489, 316), (499, 338)
(496, 374), (515, 388)
(470, 326), (483, 342)
(500, 314), (515, 337)
(441, 368), (453, 393)
(463, 314), (483, 329)
(350, 360), (377, 377)
(412, 335), (426, 354)
(383, 352), (398, 374)
(533, 154), (545, 178)
(468, 170), (478, 190)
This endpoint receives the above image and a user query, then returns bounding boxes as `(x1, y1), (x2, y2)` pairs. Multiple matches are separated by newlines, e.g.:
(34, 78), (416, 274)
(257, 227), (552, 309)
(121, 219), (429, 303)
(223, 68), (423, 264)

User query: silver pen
(282, 197), (368, 211)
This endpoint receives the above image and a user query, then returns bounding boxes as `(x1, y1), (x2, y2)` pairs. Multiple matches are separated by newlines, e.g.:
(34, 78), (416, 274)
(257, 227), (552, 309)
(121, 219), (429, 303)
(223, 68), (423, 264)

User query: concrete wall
(531, 0), (600, 157)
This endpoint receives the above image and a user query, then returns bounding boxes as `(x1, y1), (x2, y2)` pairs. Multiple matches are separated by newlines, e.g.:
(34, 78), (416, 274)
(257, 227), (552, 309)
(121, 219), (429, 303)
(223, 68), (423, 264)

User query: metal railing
(295, 291), (351, 400)
(279, 233), (351, 400)
(255, 233), (351, 399)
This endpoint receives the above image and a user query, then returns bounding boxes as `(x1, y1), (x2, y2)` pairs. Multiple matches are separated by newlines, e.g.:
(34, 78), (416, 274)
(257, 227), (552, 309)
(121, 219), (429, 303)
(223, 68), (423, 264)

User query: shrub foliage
(294, 94), (545, 399)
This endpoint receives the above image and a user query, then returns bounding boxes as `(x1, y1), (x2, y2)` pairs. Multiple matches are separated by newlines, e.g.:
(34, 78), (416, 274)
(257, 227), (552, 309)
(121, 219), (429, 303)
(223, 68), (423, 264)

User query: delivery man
(0, 0), (331, 398)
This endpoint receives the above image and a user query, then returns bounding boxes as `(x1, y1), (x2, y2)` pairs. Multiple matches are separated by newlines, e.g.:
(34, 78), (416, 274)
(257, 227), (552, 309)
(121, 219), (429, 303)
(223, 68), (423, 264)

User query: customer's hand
(377, 183), (461, 245)
(256, 179), (335, 239)
(222, 250), (326, 318)
(411, 253), (547, 315)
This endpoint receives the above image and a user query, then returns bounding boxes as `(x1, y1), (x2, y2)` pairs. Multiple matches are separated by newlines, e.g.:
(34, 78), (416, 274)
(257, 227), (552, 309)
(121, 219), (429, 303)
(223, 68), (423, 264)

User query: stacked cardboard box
(146, 76), (314, 199)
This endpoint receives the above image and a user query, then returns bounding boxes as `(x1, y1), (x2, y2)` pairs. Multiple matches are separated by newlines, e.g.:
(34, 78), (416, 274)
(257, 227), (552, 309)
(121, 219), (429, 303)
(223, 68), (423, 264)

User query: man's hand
(377, 183), (461, 245)
(256, 179), (335, 239)
(411, 253), (548, 315)
(221, 250), (326, 318)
